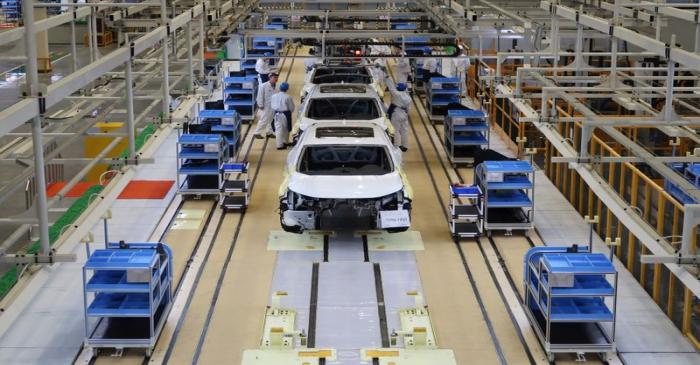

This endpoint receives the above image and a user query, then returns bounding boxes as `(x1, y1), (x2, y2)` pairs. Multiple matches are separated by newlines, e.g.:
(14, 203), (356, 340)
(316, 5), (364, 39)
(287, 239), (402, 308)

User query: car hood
(287, 171), (404, 199)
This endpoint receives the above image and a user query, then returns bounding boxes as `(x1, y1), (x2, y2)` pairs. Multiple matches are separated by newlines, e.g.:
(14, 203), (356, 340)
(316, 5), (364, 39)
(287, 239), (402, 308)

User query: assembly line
(1, 1), (700, 365)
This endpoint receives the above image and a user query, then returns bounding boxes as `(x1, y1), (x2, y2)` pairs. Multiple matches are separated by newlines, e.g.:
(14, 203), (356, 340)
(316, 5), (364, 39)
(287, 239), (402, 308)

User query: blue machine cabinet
(475, 160), (534, 235)
(426, 77), (460, 122)
(449, 184), (483, 239)
(223, 76), (257, 121)
(83, 242), (173, 355)
(524, 246), (618, 361)
(444, 109), (489, 165)
(177, 134), (227, 195)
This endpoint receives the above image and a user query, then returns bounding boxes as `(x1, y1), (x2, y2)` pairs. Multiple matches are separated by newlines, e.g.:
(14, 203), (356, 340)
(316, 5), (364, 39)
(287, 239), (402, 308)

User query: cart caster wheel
(547, 353), (555, 364)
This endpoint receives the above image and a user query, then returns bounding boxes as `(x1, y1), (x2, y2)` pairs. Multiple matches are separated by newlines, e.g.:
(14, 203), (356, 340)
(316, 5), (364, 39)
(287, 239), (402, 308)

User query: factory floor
(0, 47), (697, 365)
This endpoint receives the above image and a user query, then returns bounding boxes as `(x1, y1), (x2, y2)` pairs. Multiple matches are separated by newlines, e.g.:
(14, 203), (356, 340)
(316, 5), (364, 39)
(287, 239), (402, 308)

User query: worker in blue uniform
(271, 82), (295, 150)
(385, 76), (412, 152)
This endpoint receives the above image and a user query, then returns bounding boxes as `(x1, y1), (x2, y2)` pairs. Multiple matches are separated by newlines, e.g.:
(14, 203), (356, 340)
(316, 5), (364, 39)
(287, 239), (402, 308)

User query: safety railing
(473, 61), (700, 348)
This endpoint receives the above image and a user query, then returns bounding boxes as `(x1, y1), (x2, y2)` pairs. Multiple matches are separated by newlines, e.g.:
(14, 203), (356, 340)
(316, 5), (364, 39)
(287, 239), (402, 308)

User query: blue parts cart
(523, 246), (618, 362)
(83, 242), (173, 356)
(475, 160), (534, 235)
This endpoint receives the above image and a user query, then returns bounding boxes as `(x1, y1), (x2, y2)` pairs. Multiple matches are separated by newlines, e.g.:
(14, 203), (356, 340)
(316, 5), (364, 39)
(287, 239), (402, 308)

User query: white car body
(300, 64), (385, 101)
(279, 122), (412, 233)
(293, 83), (393, 139)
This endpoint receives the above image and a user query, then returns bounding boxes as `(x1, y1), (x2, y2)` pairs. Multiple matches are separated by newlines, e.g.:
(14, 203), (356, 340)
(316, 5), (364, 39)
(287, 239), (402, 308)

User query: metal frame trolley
(449, 184), (483, 239)
(475, 160), (534, 235)
(426, 77), (460, 122)
(82, 242), (173, 356)
(220, 162), (250, 211)
(524, 246), (618, 362)
(444, 109), (489, 166)
(223, 76), (258, 121)
(177, 133), (227, 196)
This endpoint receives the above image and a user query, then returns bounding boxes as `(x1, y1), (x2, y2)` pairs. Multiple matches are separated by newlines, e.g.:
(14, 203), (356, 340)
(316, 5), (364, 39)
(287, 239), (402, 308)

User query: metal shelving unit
(405, 37), (429, 93)
(449, 184), (483, 239)
(249, 36), (278, 62)
(0, 0), (20, 28)
(426, 77), (460, 122)
(475, 160), (534, 235)
(82, 242), (173, 355)
(444, 109), (489, 165)
(198, 109), (243, 156)
(223, 76), (257, 121)
(177, 134), (227, 196)
(220, 162), (249, 211)
(524, 246), (618, 361)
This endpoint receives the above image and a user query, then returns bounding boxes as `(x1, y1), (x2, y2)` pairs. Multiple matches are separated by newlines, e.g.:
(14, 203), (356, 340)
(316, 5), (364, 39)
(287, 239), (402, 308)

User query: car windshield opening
(312, 68), (371, 84)
(298, 145), (393, 175)
(307, 98), (380, 120)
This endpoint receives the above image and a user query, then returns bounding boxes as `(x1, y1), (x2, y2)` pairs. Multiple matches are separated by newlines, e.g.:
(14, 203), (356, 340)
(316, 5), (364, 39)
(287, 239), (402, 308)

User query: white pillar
(22, 0), (51, 256)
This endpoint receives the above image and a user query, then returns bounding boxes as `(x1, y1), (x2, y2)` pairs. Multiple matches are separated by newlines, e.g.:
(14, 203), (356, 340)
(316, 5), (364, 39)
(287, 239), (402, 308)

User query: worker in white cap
(271, 82), (295, 149)
(253, 72), (278, 139)
(255, 52), (274, 83)
(385, 76), (412, 152)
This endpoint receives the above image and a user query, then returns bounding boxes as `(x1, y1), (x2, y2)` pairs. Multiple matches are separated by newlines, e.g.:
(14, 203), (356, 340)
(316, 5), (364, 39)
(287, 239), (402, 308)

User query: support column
(22, 0), (51, 256)
(125, 39), (136, 157)
(199, 16), (205, 78)
(91, 7), (100, 61)
(70, 2), (78, 72)
(664, 35), (676, 122)
(87, 10), (94, 63)
(186, 21), (194, 92)
(34, 8), (50, 73)
(161, 0), (171, 121)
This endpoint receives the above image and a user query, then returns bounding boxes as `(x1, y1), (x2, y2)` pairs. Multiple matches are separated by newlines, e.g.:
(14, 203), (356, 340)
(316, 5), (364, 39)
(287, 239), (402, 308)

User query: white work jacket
(255, 58), (271, 75)
(271, 92), (295, 112)
(256, 81), (276, 109)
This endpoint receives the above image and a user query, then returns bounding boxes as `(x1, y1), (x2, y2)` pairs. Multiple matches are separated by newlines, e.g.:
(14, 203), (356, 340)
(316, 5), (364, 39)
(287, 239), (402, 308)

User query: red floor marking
(46, 182), (96, 198)
(118, 180), (174, 199)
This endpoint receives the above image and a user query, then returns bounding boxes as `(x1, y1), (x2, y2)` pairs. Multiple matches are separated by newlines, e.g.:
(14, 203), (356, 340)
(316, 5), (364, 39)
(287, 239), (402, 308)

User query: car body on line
(278, 122), (412, 233)
(300, 64), (385, 101)
(292, 83), (393, 141)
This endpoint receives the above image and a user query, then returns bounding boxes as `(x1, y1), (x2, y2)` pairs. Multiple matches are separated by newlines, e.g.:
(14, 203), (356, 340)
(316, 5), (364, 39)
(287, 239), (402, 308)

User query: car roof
(306, 83), (379, 99)
(301, 122), (389, 146)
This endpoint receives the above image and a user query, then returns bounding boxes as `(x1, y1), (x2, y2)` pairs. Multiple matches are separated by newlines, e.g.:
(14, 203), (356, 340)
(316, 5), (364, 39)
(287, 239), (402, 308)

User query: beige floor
(91, 52), (601, 365)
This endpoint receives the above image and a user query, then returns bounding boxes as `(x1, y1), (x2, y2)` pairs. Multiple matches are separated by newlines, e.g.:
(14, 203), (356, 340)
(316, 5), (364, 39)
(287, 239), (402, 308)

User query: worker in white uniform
(253, 73), (278, 139)
(452, 50), (471, 97)
(385, 76), (412, 152)
(421, 49), (439, 83)
(305, 48), (320, 73)
(255, 52), (273, 83)
(271, 82), (295, 149)
(395, 55), (412, 84)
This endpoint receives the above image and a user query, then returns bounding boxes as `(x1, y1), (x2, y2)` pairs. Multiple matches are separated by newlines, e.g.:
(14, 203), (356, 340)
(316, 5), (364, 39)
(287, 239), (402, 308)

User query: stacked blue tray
(476, 160), (535, 232)
(444, 109), (489, 164)
(427, 77), (460, 121)
(223, 76), (257, 120)
(177, 134), (225, 194)
(199, 109), (243, 156)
